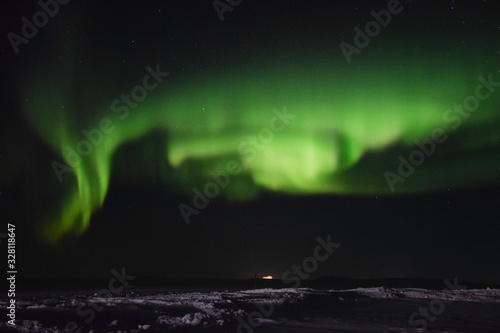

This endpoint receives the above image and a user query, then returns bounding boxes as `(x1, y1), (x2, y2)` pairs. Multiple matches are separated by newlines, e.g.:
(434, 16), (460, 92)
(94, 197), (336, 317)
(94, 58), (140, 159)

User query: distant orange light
(262, 275), (273, 279)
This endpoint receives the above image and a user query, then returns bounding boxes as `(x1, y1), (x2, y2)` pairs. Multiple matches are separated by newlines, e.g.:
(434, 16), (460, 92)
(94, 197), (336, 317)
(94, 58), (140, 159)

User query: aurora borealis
(23, 37), (500, 241)
(2, 0), (500, 283)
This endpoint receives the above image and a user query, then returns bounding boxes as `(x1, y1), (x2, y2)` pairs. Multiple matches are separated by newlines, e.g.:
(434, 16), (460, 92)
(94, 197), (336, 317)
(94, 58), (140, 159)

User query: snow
(344, 286), (500, 302)
(1, 287), (499, 332)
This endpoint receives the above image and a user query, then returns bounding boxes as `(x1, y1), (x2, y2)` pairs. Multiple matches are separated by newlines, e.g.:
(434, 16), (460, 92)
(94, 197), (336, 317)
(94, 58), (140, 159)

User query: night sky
(1, 0), (500, 284)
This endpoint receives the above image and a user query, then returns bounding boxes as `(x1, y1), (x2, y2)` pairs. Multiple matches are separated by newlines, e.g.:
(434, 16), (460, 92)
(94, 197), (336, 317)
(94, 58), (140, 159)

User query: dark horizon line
(16, 275), (500, 290)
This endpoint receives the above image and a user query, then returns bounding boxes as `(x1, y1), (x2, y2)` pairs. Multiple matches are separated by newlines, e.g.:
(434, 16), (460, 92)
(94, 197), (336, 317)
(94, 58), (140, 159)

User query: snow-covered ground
(1, 287), (500, 332)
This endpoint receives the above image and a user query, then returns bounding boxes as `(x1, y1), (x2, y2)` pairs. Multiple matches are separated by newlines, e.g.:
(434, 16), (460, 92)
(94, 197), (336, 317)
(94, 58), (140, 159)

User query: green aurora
(21, 42), (500, 243)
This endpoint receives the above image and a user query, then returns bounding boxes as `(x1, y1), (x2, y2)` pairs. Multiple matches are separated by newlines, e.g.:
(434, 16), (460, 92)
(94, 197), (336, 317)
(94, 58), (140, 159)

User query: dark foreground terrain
(1, 285), (500, 332)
